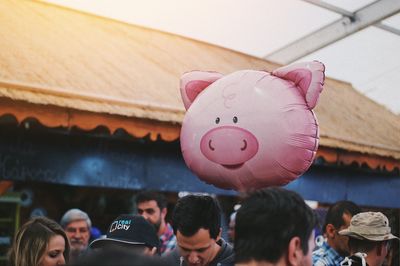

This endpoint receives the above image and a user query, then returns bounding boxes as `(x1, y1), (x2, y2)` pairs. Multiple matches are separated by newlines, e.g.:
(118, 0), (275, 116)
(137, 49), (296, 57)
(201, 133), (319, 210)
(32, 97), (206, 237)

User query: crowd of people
(6, 188), (399, 266)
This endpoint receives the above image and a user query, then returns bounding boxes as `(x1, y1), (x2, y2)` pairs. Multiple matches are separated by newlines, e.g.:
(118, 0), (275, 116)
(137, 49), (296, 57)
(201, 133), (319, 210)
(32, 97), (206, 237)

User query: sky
(44, 0), (400, 114)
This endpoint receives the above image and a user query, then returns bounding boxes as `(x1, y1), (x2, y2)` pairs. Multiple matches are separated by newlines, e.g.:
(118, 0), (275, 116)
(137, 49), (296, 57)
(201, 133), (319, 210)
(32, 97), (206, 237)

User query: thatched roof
(0, 0), (399, 171)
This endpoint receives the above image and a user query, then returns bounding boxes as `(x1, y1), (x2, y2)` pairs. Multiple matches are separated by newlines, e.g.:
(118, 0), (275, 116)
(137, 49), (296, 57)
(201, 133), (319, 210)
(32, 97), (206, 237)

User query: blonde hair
(8, 216), (70, 266)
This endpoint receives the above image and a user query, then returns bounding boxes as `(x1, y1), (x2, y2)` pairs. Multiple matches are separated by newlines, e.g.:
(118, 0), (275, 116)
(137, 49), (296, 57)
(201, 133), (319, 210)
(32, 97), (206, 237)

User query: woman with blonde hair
(8, 216), (70, 266)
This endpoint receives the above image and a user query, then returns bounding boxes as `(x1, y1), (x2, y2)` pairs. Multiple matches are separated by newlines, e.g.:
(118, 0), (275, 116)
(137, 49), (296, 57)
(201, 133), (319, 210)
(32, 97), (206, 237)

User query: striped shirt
(313, 242), (344, 266)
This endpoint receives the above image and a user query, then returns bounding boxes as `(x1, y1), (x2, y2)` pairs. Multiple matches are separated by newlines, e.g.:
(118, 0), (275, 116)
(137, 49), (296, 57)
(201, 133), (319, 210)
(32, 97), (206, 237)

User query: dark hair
(172, 195), (221, 239)
(234, 187), (317, 264)
(135, 191), (167, 210)
(8, 216), (70, 266)
(348, 238), (383, 253)
(323, 201), (361, 233)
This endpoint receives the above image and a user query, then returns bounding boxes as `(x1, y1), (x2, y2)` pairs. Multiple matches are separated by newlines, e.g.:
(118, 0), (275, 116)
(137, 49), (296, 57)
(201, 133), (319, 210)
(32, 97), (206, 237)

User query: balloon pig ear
(180, 71), (223, 110)
(272, 61), (325, 109)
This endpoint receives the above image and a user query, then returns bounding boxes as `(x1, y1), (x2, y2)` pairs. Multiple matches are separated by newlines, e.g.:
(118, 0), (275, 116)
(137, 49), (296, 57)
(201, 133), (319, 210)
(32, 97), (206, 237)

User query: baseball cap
(339, 212), (399, 241)
(89, 215), (160, 249)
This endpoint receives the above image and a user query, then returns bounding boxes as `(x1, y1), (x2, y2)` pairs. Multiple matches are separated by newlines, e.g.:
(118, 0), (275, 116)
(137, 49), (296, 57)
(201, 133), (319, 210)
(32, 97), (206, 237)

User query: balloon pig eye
(233, 116), (238, 123)
(215, 117), (220, 124)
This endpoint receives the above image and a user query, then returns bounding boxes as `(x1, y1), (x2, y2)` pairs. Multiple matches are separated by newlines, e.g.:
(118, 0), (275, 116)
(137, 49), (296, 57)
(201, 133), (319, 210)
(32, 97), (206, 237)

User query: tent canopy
(0, 0), (399, 173)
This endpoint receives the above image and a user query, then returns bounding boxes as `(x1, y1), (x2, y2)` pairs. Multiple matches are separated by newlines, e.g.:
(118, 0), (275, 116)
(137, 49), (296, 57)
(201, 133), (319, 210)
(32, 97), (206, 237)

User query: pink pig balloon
(180, 61), (325, 191)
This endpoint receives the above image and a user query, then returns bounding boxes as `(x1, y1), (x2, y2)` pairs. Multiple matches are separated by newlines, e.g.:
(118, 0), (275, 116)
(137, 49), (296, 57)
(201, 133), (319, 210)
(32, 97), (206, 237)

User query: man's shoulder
(312, 246), (330, 265)
(312, 244), (342, 266)
(162, 232), (177, 248)
(312, 246), (327, 257)
(160, 223), (177, 254)
(212, 238), (234, 266)
(313, 256), (330, 266)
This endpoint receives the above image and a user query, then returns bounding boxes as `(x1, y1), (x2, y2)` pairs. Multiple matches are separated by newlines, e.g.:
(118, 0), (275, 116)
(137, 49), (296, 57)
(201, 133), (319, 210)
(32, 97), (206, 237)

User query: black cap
(89, 215), (160, 249)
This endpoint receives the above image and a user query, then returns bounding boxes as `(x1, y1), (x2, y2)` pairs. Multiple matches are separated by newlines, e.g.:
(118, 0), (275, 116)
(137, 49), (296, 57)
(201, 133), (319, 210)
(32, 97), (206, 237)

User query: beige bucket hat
(339, 212), (399, 241)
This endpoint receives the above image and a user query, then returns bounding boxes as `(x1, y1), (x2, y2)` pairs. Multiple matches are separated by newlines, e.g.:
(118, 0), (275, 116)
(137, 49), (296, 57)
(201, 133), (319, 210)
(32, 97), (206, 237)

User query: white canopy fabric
(44, 0), (400, 114)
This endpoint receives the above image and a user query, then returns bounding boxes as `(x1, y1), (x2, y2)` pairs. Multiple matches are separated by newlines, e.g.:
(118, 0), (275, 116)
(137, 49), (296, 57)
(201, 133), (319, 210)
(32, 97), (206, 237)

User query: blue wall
(0, 125), (234, 195)
(0, 125), (399, 208)
(286, 167), (400, 208)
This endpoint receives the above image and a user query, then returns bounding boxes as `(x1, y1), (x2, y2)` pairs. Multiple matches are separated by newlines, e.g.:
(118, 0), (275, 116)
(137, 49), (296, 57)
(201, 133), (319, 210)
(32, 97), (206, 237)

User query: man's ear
(287, 236), (303, 266)
(161, 207), (167, 220)
(325, 224), (336, 239)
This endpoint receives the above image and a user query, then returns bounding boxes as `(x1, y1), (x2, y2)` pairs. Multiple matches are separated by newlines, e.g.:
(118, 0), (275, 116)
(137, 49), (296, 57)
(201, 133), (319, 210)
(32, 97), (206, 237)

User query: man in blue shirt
(313, 201), (361, 266)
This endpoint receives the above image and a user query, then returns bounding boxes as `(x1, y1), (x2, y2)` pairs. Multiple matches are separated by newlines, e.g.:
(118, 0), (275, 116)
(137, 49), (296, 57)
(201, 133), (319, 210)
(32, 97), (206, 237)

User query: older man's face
(65, 220), (90, 251)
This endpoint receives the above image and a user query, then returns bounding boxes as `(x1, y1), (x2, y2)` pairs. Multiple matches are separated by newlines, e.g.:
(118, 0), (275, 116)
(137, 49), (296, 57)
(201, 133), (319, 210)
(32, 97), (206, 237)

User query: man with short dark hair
(135, 191), (176, 254)
(163, 194), (234, 266)
(339, 212), (399, 266)
(313, 201), (361, 266)
(89, 214), (160, 255)
(234, 187), (317, 266)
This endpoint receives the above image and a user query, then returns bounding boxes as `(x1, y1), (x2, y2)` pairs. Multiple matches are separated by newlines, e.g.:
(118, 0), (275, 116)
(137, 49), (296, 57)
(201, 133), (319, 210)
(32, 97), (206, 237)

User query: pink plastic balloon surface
(180, 61), (325, 191)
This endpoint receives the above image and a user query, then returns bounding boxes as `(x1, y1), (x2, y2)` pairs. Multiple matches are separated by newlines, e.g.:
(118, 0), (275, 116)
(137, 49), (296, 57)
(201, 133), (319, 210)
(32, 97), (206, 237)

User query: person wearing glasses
(339, 212), (399, 266)
(313, 201), (361, 266)
(162, 194), (234, 266)
(60, 208), (91, 262)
